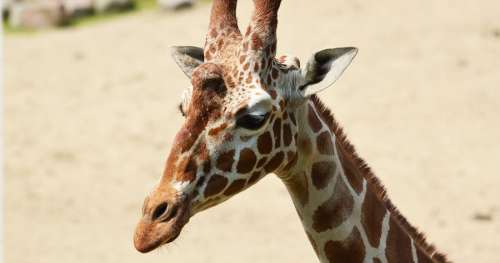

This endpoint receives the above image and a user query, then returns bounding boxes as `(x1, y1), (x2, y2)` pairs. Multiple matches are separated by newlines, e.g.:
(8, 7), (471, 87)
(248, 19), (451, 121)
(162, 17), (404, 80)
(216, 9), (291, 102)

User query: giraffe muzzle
(133, 195), (191, 253)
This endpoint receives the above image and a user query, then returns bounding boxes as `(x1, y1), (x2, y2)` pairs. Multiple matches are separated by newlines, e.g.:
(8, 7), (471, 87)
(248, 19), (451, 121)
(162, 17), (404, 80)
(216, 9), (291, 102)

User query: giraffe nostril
(151, 202), (169, 221)
(151, 202), (180, 222)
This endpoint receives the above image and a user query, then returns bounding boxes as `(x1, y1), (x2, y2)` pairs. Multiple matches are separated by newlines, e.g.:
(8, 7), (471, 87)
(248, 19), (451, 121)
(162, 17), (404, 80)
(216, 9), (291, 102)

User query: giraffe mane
(310, 95), (451, 263)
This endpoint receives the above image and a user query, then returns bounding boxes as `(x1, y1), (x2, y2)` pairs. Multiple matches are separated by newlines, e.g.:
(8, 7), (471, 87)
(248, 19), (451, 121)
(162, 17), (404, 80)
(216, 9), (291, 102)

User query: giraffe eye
(236, 113), (270, 130)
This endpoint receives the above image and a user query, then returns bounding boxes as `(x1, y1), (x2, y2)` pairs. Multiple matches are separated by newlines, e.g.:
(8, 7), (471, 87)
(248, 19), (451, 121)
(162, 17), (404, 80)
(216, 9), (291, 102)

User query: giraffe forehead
(223, 86), (275, 115)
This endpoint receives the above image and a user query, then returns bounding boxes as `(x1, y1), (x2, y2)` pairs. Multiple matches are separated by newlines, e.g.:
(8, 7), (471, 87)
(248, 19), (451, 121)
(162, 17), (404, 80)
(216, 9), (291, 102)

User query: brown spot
(239, 55), (246, 64)
(386, 217), (413, 263)
(243, 63), (250, 71)
(308, 104), (323, 133)
(253, 62), (260, 73)
(373, 258), (382, 263)
(242, 41), (249, 51)
(361, 186), (386, 248)
(205, 51), (212, 61)
(269, 90), (277, 99)
(236, 148), (257, 174)
(181, 158), (197, 182)
(289, 112), (297, 126)
(272, 67), (279, 79)
(264, 151), (284, 173)
(203, 159), (211, 173)
(311, 161), (336, 190)
(204, 174), (228, 198)
(216, 150), (235, 172)
(197, 141), (209, 161)
(208, 123), (228, 136)
(282, 111), (288, 120)
(283, 123), (293, 146)
(324, 228), (365, 263)
(248, 171), (262, 185)
(226, 76), (236, 89)
(336, 141), (364, 194)
(267, 74), (272, 86)
(256, 157), (268, 168)
(312, 177), (353, 232)
(257, 132), (272, 154)
(223, 179), (246, 196)
(317, 131), (335, 155)
(217, 38), (224, 50)
(273, 118), (282, 148)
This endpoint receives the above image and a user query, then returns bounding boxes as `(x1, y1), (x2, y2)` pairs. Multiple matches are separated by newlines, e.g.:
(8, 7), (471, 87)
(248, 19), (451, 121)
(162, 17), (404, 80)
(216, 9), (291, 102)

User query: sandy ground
(4, 0), (500, 262)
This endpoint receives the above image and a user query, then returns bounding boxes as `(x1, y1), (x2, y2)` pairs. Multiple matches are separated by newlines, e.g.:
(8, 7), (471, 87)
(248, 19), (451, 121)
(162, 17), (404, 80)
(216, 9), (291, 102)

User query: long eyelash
(178, 103), (186, 117)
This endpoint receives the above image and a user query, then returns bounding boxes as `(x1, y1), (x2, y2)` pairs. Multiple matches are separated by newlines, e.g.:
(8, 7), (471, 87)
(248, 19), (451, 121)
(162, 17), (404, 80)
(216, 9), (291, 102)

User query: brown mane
(310, 95), (450, 263)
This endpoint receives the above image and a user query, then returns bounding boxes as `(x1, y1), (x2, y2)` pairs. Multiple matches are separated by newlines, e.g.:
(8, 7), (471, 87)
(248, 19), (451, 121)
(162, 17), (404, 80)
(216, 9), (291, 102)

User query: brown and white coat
(133, 1), (450, 262)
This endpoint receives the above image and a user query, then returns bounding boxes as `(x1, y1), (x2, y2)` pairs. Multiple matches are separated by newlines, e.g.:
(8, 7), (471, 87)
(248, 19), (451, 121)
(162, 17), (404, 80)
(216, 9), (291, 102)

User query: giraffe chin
(133, 200), (191, 253)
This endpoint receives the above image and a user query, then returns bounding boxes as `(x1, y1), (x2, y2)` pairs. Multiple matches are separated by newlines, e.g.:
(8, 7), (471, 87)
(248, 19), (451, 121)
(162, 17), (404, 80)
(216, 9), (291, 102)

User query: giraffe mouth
(133, 197), (191, 253)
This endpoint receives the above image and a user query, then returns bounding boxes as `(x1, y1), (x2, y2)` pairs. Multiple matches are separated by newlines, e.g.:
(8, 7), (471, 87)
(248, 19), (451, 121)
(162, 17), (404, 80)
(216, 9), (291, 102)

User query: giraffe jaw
(133, 197), (191, 253)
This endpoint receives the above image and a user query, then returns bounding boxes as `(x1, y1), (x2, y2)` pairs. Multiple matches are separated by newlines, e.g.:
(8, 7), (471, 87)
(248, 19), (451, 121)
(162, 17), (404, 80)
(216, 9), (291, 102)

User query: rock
(63, 0), (94, 18)
(157, 0), (194, 10)
(94, 0), (133, 13)
(8, 0), (68, 29)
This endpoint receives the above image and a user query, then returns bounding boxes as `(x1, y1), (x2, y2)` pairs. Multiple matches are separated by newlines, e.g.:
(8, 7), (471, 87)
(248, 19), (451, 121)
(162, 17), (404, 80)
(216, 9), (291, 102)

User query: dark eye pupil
(236, 113), (269, 130)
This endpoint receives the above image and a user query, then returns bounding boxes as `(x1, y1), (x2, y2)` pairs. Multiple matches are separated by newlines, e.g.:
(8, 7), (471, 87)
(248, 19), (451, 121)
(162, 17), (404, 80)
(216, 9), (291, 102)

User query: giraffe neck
(276, 96), (444, 263)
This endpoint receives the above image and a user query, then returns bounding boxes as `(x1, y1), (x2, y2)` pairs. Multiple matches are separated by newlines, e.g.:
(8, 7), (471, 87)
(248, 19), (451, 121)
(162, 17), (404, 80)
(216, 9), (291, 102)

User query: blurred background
(3, 0), (500, 262)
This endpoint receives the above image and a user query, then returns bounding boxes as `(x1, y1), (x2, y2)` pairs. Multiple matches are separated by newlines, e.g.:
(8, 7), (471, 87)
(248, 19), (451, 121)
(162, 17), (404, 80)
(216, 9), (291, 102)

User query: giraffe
(133, 0), (451, 262)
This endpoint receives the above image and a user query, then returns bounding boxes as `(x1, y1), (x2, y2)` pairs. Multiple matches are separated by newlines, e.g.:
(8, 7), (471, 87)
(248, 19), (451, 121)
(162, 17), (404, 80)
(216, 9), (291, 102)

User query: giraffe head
(134, 0), (357, 253)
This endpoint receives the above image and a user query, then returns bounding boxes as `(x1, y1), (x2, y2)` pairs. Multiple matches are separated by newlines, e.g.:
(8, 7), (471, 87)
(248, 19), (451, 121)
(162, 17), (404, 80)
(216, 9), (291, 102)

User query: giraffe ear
(170, 46), (205, 78)
(299, 47), (358, 97)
